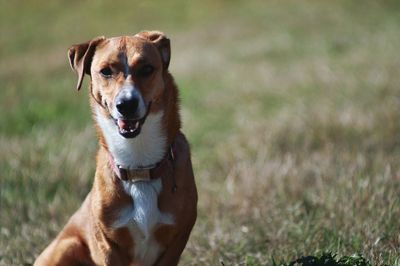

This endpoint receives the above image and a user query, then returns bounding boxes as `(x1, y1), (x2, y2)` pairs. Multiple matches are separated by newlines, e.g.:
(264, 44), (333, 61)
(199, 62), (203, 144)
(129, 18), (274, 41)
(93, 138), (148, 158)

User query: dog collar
(108, 141), (177, 190)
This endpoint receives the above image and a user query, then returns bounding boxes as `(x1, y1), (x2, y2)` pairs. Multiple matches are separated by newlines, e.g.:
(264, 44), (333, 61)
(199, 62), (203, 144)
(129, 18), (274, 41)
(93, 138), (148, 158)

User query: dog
(35, 31), (197, 266)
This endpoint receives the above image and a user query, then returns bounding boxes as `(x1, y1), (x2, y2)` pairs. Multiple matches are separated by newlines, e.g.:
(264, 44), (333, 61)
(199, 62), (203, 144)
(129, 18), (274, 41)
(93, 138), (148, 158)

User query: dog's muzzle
(111, 86), (150, 138)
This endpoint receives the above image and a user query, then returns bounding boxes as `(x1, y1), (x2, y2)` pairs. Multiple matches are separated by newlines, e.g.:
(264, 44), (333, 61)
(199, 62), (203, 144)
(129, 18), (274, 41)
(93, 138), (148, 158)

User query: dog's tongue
(117, 119), (129, 130)
(117, 119), (139, 131)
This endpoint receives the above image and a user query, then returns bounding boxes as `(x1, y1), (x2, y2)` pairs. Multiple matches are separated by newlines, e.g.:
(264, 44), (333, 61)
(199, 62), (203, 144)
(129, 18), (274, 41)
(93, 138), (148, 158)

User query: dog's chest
(126, 223), (162, 265)
(113, 179), (174, 265)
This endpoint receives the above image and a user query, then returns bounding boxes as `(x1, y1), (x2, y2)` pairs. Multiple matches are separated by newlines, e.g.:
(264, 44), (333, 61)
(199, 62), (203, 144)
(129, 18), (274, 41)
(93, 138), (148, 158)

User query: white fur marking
(114, 179), (174, 236)
(114, 179), (174, 265)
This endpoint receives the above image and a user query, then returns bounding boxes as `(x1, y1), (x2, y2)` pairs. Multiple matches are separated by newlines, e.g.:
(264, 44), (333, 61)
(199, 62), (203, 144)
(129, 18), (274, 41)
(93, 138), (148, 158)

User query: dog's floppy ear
(68, 36), (105, 91)
(136, 31), (171, 69)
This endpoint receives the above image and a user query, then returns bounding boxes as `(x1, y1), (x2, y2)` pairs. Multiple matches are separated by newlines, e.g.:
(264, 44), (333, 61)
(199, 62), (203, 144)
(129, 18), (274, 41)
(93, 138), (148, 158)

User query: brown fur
(35, 31), (197, 266)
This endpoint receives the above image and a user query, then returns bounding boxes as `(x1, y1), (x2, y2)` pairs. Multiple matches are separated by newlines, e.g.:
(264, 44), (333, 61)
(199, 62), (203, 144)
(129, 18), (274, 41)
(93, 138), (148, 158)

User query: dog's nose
(115, 89), (140, 117)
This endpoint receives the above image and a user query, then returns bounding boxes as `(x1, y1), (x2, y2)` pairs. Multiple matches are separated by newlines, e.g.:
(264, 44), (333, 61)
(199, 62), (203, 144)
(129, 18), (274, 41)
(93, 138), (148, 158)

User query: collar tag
(117, 165), (151, 182)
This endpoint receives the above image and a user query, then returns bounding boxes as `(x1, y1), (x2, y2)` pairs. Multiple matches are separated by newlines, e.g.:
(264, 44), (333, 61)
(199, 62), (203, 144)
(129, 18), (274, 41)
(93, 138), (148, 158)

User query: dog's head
(68, 31), (170, 139)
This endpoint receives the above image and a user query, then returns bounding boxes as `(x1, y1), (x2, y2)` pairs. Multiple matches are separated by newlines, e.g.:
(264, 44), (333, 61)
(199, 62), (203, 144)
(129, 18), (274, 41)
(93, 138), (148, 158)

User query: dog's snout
(116, 89), (140, 117)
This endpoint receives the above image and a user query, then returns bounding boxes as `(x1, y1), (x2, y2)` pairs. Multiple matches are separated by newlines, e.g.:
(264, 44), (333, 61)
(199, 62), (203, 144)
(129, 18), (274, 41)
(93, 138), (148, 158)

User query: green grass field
(1, 1), (399, 265)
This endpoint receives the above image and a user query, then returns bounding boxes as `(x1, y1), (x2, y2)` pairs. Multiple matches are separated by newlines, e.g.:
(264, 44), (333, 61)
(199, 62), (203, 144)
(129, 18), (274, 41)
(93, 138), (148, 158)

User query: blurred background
(0, 1), (399, 265)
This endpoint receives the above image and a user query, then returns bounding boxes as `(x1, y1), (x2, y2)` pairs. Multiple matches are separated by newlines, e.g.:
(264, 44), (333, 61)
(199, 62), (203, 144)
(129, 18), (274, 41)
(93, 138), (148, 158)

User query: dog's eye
(138, 65), (154, 77)
(100, 67), (113, 78)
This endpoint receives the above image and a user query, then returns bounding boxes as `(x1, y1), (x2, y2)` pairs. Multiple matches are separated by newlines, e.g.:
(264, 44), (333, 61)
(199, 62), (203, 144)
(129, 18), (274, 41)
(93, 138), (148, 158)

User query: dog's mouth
(115, 118), (142, 138)
(113, 102), (152, 139)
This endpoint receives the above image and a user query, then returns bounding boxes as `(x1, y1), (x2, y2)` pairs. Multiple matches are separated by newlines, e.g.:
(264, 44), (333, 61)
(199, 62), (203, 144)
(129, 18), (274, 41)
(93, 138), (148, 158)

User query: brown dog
(35, 31), (197, 266)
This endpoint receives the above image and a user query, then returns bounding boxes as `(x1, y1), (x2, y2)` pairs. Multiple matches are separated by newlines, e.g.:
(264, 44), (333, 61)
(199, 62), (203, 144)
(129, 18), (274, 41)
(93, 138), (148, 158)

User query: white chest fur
(114, 179), (174, 236)
(114, 179), (174, 265)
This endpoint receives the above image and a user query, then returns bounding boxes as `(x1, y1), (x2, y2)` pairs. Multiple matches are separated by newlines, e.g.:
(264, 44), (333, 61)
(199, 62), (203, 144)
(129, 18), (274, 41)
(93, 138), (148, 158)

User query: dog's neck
(95, 108), (167, 169)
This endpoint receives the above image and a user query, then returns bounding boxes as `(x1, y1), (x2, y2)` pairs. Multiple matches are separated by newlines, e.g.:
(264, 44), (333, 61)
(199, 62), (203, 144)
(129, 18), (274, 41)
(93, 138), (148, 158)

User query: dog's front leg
(154, 225), (195, 266)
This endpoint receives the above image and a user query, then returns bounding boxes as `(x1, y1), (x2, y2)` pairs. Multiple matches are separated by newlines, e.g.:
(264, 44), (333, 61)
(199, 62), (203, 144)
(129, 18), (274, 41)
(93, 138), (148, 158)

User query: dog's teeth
(135, 121), (139, 128)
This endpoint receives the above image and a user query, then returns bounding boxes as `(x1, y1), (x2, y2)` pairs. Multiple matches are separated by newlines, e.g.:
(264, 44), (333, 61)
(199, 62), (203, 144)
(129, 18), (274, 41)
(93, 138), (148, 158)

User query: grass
(1, 0), (399, 265)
